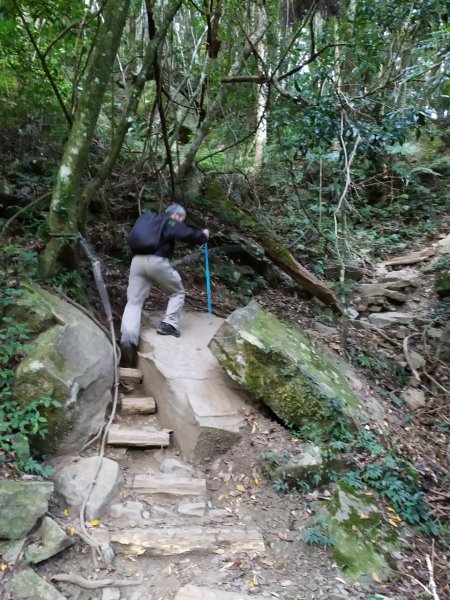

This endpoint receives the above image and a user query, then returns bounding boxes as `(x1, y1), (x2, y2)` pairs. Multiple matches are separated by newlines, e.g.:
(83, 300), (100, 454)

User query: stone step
(93, 525), (265, 557)
(175, 585), (266, 600)
(132, 473), (206, 497)
(121, 396), (156, 415)
(119, 367), (143, 384)
(107, 425), (170, 447)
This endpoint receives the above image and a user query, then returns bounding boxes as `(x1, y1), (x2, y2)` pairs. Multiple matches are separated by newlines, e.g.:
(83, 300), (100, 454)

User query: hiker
(120, 203), (209, 368)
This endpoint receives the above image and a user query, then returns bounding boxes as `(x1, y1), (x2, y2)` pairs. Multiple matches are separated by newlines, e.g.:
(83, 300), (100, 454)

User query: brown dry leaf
(236, 483), (246, 493)
(280, 580), (294, 587)
(372, 572), (382, 583)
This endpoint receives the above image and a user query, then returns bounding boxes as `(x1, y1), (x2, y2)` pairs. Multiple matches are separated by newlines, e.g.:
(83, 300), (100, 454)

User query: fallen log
(190, 179), (340, 309)
(51, 573), (144, 589)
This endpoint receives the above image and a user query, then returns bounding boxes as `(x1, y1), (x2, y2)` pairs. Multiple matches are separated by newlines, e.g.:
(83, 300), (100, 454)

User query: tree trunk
(194, 178), (340, 309)
(176, 3), (268, 181)
(78, 0), (182, 224)
(40, 0), (130, 277)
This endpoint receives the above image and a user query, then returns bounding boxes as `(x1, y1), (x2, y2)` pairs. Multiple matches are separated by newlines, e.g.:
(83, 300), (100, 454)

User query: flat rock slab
(53, 456), (122, 521)
(139, 312), (248, 460)
(25, 516), (73, 564)
(121, 396), (156, 414)
(0, 480), (53, 539)
(368, 312), (416, 328)
(94, 526), (265, 557)
(6, 567), (66, 600)
(107, 424), (170, 447)
(175, 585), (267, 599)
(132, 473), (207, 497)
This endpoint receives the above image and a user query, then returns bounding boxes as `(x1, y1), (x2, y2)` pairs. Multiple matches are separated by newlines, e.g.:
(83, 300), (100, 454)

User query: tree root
(51, 573), (144, 589)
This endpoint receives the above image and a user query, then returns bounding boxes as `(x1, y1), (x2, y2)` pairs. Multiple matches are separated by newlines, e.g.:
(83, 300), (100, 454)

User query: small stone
(0, 480), (53, 539)
(409, 351), (426, 370)
(178, 502), (206, 517)
(25, 516), (73, 563)
(53, 456), (123, 520)
(159, 458), (190, 473)
(400, 388), (426, 411)
(0, 538), (26, 564)
(368, 312), (415, 328)
(109, 501), (144, 524)
(102, 588), (121, 600)
(6, 567), (66, 599)
(142, 510), (150, 520)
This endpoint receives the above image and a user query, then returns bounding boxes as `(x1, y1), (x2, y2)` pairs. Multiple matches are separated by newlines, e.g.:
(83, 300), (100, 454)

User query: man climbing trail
(120, 203), (209, 367)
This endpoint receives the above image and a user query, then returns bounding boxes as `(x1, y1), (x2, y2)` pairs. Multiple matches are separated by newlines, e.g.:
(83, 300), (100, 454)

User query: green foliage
(0, 286), (60, 475)
(302, 517), (335, 547)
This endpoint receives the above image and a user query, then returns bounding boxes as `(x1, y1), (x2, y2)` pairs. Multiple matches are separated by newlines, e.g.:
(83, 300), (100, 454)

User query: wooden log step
(121, 396), (156, 415)
(107, 425), (169, 447)
(175, 585), (267, 600)
(93, 525), (265, 557)
(119, 367), (143, 384)
(132, 473), (206, 497)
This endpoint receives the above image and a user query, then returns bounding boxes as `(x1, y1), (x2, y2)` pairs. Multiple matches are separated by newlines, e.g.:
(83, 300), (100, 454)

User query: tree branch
(13, 0), (72, 125)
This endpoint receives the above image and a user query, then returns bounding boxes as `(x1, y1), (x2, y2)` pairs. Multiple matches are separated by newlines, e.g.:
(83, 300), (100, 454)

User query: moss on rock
(320, 483), (401, 583)
(209, 301), (358, 433)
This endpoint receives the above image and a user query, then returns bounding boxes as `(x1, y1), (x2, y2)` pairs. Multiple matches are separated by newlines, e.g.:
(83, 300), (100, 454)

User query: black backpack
(127, 212), (169, 255)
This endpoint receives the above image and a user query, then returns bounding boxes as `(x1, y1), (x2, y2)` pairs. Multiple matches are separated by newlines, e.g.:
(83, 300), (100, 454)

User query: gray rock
(11, 283), (113, 456)
(209, 301), (362, 431)
(274, 444), (323, 483)
(53, 456), (122, 520)
(368, 312), (415, 328)
(401, 388), (426, 411)
(0, 480), (53, 539)
(139, 312), (247, 460)
(178, 502), (206, 517)
(25, 516), (73, 563)
(5, 567), (66, 600)
(159, 458), (190, 474)
(109, 501), (144, 523)
(102, 588), (121, 600)
(0, 538), (26, 564)
(380, 269), (420, 286)
(320, 484), (398, 583)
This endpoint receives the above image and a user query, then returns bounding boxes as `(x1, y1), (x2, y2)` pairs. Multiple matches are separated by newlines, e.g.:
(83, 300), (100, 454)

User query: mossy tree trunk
(78, 0), (183, 226)
(176, 3), (268, 181)
(40, 0), (130, 278)
(196, 178), (340, 310)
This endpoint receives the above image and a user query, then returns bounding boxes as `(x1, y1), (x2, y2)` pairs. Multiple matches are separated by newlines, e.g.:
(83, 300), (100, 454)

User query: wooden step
(132, 473), (206, 497)
(119, 367), (142, 384)
(121, 396), (156, 415)
(93, 525), (265, 557)
(107, 425), (170, 447)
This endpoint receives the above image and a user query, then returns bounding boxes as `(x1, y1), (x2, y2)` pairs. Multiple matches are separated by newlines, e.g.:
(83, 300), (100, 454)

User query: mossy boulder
(319, 483), (400, 583)
(0, 480), (53, 540)
(435, 271), (450, 297)
(11, 283), (113, 456)
(209, 301), (359, 433)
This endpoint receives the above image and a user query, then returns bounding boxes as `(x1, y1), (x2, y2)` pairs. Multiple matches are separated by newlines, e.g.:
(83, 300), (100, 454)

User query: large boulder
(0, 480), (53, 540)
(53, 456), (123, 520)
(209, 301), (361, 434)
(5, 567), (66, 600)
(10, 284), (113, 456)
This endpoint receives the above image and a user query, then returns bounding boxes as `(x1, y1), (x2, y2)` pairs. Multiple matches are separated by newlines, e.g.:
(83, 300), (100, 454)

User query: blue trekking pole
(204, 243), (213, 319)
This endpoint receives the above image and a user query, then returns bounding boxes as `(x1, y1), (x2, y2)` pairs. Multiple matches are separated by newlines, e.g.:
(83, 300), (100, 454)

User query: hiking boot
(157, 322), (181, 338)
(120, 342), (138, 368)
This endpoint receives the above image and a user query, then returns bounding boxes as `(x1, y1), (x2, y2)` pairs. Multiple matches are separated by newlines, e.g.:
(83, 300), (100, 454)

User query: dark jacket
(154, 219), (207, 259)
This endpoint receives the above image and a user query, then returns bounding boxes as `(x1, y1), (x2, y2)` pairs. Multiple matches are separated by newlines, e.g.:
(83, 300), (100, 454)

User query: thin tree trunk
(253, 27), (268, 173)
(40, 0), (130, 277)
(176, 3), (268, 181)
(78, 0), (182, 225)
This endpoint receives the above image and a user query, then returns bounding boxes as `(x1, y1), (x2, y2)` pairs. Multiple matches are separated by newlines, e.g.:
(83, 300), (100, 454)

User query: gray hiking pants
(120, 255), (185, 345)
